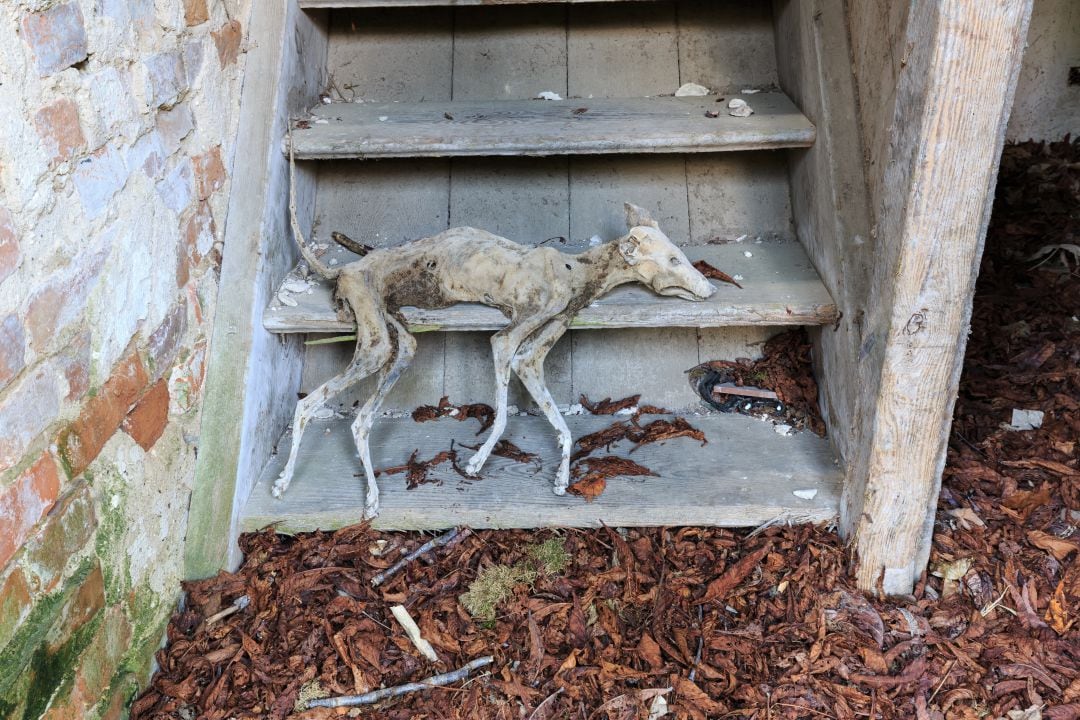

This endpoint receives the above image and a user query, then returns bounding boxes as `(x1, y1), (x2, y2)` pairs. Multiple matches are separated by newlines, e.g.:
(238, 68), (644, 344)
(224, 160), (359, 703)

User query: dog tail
(287, 125), (340, 280)
(330, 231), (374, 257)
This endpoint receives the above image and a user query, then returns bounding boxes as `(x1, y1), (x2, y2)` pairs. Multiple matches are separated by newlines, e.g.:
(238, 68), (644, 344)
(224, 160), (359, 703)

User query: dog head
(618, 203), (716, 301)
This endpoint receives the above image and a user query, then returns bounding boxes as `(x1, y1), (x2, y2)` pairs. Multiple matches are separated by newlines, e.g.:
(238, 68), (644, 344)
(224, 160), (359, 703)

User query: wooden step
(241, 413), (842, 533)
(265, 242), (838, 333)
(291, 94), (814, 159)
(304, 0), (657, 5)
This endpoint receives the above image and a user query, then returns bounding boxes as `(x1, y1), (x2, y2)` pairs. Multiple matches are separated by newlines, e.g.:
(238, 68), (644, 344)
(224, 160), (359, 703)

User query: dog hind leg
(465, 316), (551, 476)
(511, 319), (574, 494)
(351, 315), (416, 518)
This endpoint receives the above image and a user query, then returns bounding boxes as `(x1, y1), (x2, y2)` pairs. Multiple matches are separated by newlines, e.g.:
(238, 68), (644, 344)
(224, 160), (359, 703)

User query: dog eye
(669, 257), (681, 266)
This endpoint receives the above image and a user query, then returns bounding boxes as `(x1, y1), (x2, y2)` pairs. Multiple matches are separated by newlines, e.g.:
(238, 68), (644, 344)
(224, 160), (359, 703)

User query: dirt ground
(131, 139), (1079, 720)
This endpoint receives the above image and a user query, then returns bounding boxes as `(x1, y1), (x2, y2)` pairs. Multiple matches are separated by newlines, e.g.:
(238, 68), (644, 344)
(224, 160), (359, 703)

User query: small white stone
(328, 258), (338, 265)
(378, 115), (388, 122)
(448, 408), (460, 417)
(743, 251), (753, 258)
(589, 235), (603, 247)
(536, 91), (563, 101)
(793, 488), (818, 500)
(740, 88), (761, 94)
(1008, 408), (1044, 430)
(675, 82), (710, 97)
(506, 405), (519, 416)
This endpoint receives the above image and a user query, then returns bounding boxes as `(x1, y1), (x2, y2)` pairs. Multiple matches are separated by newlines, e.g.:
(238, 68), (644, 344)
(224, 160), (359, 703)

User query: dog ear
(618, 233), (642, 265)
(624, 202), (659, 229)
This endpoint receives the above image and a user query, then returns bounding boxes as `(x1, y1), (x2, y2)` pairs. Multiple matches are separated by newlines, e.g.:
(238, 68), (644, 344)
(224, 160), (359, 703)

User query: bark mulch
(131, 139), (1078, 720)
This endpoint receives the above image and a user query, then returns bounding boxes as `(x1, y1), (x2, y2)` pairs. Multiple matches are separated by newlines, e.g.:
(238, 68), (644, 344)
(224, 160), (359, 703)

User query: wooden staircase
(240, 0), (844, 531)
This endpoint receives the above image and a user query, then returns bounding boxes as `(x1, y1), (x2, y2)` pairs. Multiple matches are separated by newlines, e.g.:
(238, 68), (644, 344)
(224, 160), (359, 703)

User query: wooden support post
(843, 0), (1034, 595)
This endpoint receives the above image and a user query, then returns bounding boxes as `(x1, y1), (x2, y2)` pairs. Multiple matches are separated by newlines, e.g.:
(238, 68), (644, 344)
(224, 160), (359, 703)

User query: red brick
(147, 303), (187, 381)
(45, 605), (131, 720)
(24, 247), (106, 353)
(58, 349), (148, 478)
(0, 206), (17, 285)
(212, 20), (242, 67)
(0, 314), (25, 389)
(183, 0), (209, 26)
(22, 3), (88, 76)
(60, 331), (90, 402)
(24, 482), (95, 592)
(34, 99), (85, 165)
(0, 567), (31, 649)
(192, 146), (226, 200)
(47, 563), (105, 654)
(0, 453), (62, 569)
(122, 379), (170, 451)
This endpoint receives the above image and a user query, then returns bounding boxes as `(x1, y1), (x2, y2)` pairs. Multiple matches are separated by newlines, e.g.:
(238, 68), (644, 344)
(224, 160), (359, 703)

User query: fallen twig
(390, 604), (439, 662)
(372, 527), (467, 586)
(205, 595), (249, 626)
(306, 656), (495, 708)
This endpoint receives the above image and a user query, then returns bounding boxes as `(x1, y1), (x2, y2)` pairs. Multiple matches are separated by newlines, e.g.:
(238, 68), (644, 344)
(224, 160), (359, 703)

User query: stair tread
(303, 0), (657, 5)
(264, 241), (838, 333)
(242, 413), (841, 532)
(291, 93), (814, 159)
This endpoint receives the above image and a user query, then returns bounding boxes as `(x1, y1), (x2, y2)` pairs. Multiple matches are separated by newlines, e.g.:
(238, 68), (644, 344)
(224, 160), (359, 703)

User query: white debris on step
(774, 424), (793, 436)
(793, 488), (818, 500)
(314, 118), (329, 124)
(536, 91), (563, 101)
(589, 235), (603, 247)
(506, 405), (519, 416)
(565, 403), (585, 416)
(1007, 408), (1044, 430)
(313, 407), (335, 420)
(378, 115), (388, 121)
(281, 278), (311, 293)
(615, 406), (639, 416)
(733, 274), (744, 281)
(276, 291), (298, 307)
(743, 251), (753, 258)
(728, 98), (754, 117)
(734, 234), (748, 243)
(740, 88), (762, 94)
(674, 82), (710, 97)
(648, 693), (670, 719)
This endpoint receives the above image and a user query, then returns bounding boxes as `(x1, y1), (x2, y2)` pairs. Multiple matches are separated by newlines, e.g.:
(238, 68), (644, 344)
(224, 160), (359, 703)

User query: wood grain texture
(305, 0), (657, 5)
(264, 242), (838, 333)
(291, 93), (815, 158)
(241, 414), (842, 532)
(846, 0), (1033, 594)
(187, 3), (328, 578)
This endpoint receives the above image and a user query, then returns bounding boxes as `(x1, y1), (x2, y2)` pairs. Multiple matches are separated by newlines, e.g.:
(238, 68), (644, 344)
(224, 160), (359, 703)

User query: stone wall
(0, 1), (250, 717)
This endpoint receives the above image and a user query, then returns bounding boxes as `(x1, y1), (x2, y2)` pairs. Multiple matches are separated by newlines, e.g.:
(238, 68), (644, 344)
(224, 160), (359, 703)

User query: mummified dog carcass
(277, 150), (715, 517)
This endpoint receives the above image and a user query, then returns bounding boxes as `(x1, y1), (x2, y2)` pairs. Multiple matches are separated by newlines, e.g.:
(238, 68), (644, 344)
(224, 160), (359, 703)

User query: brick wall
(0, 1), (250, 717)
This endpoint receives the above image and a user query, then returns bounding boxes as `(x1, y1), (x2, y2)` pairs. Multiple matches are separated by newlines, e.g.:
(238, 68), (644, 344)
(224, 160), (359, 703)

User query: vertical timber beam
(185, 2), (327, 578)
(844, 0), (1033, 595)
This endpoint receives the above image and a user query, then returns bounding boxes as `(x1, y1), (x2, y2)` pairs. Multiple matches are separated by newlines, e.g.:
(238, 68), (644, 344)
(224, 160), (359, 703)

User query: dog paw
(465, 455), (485, 476)
(272, 475), (290, 499)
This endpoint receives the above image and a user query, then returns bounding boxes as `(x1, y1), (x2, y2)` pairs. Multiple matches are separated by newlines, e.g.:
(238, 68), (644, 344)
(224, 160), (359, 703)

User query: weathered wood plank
(306, 0), (658, 6)
(264, 242), (838, 333)
(291, 93), (815, 158)
(845, 0), (1033, 594)
(241, 414), (842, 532)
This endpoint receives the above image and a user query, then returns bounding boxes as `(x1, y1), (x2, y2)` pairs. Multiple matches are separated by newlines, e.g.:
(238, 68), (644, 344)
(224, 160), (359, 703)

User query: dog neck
(575, 240), (639, 298)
